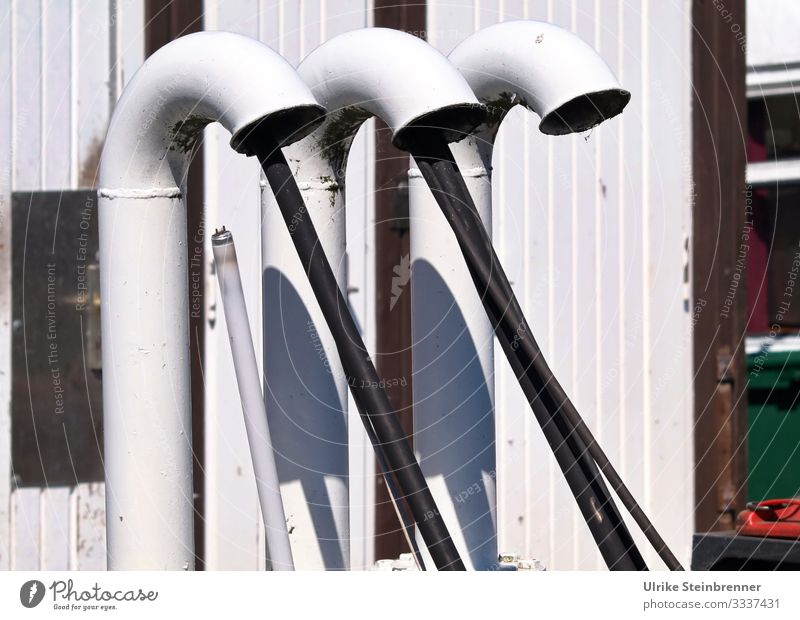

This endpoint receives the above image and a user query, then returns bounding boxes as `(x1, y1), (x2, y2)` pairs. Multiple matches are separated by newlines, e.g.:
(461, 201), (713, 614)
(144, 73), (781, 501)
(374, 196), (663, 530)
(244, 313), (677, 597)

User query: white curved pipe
(451, 20), (630, 139)
(409, 20), (630, 569)
(99, 31), (323, 570)
(260, 27), (482, 570)
(447, 20), (630, 172)
(212, 229), (294, 571)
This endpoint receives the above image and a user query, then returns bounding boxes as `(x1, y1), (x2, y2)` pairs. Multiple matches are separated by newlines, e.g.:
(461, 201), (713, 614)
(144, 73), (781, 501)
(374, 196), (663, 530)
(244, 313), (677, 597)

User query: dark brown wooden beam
(372, 0), (426, 562)
(691, 0), (748, 533)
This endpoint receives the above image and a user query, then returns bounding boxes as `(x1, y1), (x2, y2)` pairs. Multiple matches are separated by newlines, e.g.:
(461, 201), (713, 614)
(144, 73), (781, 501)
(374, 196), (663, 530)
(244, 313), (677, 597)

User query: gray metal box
(11, 190), (103, 486)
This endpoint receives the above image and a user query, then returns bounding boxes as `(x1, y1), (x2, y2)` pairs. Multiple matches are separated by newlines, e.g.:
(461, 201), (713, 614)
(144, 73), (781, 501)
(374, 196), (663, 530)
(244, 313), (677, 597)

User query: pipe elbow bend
(449, 20), (630, 135)
(297, 28), (484, 152)
(100, 31), (324, 191)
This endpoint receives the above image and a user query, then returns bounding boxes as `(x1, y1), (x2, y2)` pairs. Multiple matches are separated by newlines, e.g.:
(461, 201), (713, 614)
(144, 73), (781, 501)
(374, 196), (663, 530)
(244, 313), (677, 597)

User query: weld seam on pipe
(409, 166), (489, 179)
(98, 187), (183, 199)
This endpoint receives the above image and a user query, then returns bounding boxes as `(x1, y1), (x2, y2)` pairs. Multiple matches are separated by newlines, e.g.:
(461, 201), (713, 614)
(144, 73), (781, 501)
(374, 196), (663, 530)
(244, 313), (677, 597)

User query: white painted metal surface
(99, 31), (322, 569)
(261, 26), (481, 570)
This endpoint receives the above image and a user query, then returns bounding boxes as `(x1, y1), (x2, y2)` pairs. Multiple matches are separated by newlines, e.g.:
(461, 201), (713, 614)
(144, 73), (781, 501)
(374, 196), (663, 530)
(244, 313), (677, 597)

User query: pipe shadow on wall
(412, 259), (497, 568)
(262, 267), (348, 570)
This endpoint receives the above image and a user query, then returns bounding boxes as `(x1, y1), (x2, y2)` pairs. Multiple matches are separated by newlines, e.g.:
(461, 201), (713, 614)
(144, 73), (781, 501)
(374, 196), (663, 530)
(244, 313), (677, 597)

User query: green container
(746, 347), (800, 502)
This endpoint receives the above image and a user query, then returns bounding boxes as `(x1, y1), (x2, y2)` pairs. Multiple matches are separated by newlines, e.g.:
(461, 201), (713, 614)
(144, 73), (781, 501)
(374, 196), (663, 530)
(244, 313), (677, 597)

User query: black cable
(252, 135), (465, 571)
(408, 131), (676, 570)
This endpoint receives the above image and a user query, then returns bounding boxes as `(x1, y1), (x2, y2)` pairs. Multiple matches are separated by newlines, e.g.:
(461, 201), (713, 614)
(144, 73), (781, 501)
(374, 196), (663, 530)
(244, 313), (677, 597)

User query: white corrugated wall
(0, 0), (694, 570)
(0, 0), (145, 570)
(425, 0), (694, 569)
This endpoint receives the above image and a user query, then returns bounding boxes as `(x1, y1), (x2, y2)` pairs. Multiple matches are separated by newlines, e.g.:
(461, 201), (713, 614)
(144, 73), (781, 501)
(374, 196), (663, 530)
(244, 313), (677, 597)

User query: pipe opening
(539, 88), (631, 136)
(394, 103), (486, 151)
(231, 104), (326, 155)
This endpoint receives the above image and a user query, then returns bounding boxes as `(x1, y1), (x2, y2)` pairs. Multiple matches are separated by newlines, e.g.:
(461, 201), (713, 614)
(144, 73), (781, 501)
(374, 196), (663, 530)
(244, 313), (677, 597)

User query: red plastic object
(737, 499), (800, 540)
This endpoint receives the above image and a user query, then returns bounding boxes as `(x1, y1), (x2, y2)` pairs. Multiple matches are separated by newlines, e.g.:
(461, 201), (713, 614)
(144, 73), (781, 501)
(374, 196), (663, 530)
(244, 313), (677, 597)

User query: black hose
(423, 139), (684, 570)
(252, 135), (465, 571)
(408, 131), (678, 570)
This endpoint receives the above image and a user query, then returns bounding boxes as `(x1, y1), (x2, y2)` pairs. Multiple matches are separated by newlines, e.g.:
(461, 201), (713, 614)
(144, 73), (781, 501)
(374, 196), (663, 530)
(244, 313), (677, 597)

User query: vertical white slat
(258, 0), (280, 49)
(40, 487), (71, 569)
(426, 0), (474, 54)
(619, 0), (647, 552)
(118, 0), (145, 88)
(203, 0), (263, 571)
(9, 0), (43, 570)
(502, 0), (525, 21)
(12, 0), (42, 191)
(324, 0), (367, 39)
(42, 0), (71, 190)
(638, 0), (654, 567)
(38, 2), (74, 567)
(0, 0), (13, 572)
(300, 0), (321, 59)
(11, 489), (40, 570)
(70, 0), (113, 570)
(74, 0), (110, 188)
(72, 483), (105, 569)
(532, 0), (563, 576)
(477, 0), (500, 28)
(595, 0), (624, 571)
(572, 0), (603, 571)
(279, 0), (301, 64)
(218, 0), (261, 34)
(644, 0), (694, 568)
(596, 0), (623, 520)
(544, 0), (579, 571)
(507, 0), (553, 569)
